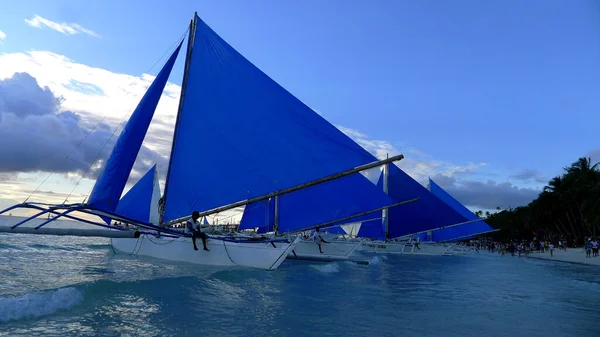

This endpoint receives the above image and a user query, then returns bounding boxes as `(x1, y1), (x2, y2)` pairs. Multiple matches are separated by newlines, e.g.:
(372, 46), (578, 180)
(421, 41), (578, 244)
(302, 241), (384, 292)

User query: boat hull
(287, 238), (362, 261)
(111, 235), (299, 270)
(359, 241), (453, 256)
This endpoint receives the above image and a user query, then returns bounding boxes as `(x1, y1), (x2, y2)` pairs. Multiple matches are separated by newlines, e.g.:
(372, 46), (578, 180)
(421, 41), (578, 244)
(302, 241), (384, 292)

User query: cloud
(430, 173), (540, 210)
(337, 125), (487, 183)
(0, 72), (165, 183)
(337, 125), (541, 209)
(509, 169), (548, 184)
(24, 15), (100, 38)
(0, 30), (6, 42)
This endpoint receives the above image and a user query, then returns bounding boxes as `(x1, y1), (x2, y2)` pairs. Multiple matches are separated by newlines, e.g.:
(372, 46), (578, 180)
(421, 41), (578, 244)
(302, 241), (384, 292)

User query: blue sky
(0, 0), (599, 212)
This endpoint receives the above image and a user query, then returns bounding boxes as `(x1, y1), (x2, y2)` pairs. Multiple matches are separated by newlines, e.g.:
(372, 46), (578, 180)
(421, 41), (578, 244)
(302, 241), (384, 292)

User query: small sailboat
(237, 171), (414, 262)
(0, 13), (408, 270)
(354, 165), (487, 255)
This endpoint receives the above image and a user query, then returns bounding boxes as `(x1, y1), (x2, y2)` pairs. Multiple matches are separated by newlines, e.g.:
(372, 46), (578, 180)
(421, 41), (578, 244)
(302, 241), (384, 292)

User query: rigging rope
(222, 239), (238, 266)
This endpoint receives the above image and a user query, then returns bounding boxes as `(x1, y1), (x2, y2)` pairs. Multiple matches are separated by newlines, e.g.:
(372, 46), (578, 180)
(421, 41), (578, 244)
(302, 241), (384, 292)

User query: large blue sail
(162, 15), (385, 222)
(88, 42), (183, 212)
(115, 165), (157, 223)
(383, 165), (471, 239)
(425, 179), (494, 242)
(239, 198), (275, 232)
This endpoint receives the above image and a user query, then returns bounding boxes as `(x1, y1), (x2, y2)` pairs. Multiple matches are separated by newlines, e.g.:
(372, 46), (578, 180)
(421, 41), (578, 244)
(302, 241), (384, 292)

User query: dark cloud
(509, 169), (548, 184)
(430, 173), (541, 210)
(0, 72), (166, 183)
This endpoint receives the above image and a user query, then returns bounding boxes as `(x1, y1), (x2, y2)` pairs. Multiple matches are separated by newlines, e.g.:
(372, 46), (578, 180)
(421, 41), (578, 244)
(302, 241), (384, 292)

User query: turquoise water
(1, 219), (599, 336)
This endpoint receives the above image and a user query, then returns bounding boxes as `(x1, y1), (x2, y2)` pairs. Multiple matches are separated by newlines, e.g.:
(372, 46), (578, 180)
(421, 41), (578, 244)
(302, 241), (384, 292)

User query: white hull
(359, 241), (453, 256)
(448, 246), (472, 255)
(287, 238), (362, 261)
(111, 235), (299, 270)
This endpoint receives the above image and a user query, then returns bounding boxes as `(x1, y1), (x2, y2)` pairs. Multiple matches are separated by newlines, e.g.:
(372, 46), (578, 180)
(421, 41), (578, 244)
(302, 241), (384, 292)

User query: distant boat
(354, 165), (493, 256)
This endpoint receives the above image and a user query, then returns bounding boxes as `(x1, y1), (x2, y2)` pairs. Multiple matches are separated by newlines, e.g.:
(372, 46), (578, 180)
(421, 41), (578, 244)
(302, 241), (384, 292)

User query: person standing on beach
(592, 239), (599, 257)
(549, 242), (554, 257)
(585, 239), (592, 258)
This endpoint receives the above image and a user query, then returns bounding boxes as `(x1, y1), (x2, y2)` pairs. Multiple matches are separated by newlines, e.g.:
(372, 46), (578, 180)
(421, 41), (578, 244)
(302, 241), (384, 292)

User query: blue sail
(115, 165), (157, 223)
(425, 179), (494, 242)
(239, 172), (392, 234)
(239, 198), (275, 232)
(88, 42), (182, 213)
(163, 16), (385, 222)
(277, 172), (394, 233)
(357, 218), (385, 239)
(383, 164), (472, 239)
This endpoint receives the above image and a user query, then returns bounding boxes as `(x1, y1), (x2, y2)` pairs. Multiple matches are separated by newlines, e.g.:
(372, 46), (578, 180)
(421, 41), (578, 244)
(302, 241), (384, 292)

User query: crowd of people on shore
(465, 237), (600, 258)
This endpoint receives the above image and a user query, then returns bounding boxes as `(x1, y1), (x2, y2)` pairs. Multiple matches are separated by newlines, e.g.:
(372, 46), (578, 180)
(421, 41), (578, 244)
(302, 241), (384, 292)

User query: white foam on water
(0, 287), (84, 323)
(368, 256), (383, 265)
(310, 263), (340, 273)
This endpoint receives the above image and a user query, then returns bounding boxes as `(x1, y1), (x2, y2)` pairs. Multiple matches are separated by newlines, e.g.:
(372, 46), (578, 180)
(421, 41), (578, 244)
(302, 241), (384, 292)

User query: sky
(0, 0), (599, 216)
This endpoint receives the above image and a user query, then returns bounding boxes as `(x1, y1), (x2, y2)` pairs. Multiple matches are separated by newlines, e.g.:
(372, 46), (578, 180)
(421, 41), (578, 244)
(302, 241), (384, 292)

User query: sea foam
(0, 287), (83, 323)
(310, 263), (340, 273)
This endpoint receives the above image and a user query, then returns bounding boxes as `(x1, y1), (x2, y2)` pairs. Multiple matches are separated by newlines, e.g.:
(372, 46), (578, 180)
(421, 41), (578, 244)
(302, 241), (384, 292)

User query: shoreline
(527, 248), (600, 266)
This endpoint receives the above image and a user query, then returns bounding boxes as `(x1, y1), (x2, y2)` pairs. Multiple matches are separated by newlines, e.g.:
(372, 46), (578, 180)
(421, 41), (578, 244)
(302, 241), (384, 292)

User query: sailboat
(0, 13), (407, 270)
(240, 206), (364, 263)
(354, 165), (487, 256)
(413, 178), (497, 254)
(236, 147), (423, 262)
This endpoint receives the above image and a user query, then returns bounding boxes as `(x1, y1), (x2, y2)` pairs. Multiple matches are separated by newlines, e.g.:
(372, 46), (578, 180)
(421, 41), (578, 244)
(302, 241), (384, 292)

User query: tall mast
(161, 13), (197, 225)
(382, 154), (389, 239)
(273, 196), (279, 233)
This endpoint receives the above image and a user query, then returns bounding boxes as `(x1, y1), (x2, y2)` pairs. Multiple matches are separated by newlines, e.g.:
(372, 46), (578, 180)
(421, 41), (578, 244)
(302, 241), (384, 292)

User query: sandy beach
(528, 248), (600, 266)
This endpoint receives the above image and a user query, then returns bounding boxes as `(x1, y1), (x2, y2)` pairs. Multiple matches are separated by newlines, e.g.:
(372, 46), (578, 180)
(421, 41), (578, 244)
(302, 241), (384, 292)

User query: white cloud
(0, 50), (180, 154)
(336, 125), (487, 184)
(0, 50), (181, 207)
(0, 30), (6, 43)
(24, 15), (100, 38)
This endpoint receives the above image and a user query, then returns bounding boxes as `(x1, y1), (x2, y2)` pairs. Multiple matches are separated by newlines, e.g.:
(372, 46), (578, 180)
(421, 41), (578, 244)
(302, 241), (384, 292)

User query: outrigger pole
(0, 155), (408, 240)
(0, 226), (140, 238)
(162, 154), (406, 226)
(291, 197), (420, 234)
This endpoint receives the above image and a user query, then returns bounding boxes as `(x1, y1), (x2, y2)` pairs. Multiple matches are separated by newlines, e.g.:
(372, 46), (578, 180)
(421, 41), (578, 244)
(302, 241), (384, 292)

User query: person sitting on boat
(312, 227), (330, 254)
(186, 211), (209, 251)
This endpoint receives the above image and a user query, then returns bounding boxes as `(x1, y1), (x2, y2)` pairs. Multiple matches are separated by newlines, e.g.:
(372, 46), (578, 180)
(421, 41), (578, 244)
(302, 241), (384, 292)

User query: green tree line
(483, 157), (599, 245)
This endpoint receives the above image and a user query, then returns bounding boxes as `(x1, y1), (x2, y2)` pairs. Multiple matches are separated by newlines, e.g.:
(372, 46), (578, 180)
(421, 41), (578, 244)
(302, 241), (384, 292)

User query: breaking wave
(0, 287), (84, 323)
(310, 263), (340, 273)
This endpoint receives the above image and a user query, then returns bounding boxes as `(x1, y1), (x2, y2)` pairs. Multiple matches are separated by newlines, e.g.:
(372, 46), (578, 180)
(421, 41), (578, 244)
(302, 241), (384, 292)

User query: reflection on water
(1, 219), (599, 336)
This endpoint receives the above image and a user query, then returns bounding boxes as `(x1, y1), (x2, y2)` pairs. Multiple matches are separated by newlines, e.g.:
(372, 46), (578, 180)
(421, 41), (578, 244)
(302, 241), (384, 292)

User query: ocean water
(1, 218), (599, 336)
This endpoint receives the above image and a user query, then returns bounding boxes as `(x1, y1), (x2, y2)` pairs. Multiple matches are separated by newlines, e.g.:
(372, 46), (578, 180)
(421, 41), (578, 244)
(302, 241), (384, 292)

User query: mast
(382, 154), (389, 240)
(273, 196), (279, 233)
(161, 13), (197, 225)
